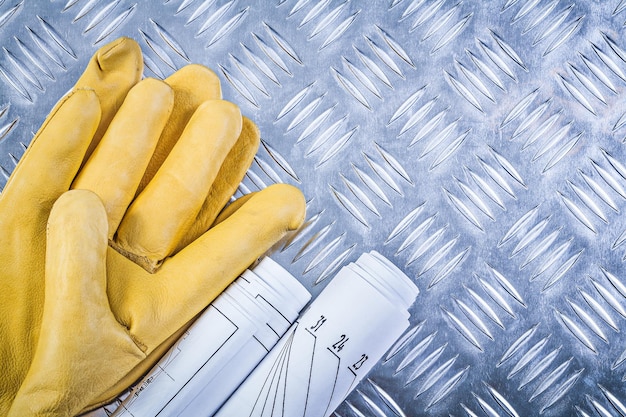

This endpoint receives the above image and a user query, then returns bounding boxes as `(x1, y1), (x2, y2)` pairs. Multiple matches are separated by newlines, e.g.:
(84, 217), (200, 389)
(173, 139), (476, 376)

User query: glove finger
(137, 64), (222, 194)
(74, 37), (143, 163)
(173, 116), (260, 252)
(212, 191), (258, 225)
(72, 78), (174, 237)
(111, 183), (306, 350)
(9, 190), (144, 417)
(0, 89), (100, 223)
(114, 99), (242, 272)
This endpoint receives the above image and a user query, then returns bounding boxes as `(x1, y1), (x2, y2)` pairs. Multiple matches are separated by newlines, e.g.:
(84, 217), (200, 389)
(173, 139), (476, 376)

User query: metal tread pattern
(1, 1), (626, 416)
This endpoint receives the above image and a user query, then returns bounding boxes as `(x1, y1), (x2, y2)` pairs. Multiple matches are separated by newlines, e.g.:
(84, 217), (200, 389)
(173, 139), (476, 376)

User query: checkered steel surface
(2, 1), (626, 415)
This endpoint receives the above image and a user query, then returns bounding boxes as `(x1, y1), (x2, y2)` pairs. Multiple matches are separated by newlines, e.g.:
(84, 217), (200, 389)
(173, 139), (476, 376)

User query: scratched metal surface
(2, 1), (626, 416)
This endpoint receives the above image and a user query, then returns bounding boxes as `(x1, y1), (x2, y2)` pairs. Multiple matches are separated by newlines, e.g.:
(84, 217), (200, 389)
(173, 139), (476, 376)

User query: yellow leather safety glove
(0, 37), (306, 417)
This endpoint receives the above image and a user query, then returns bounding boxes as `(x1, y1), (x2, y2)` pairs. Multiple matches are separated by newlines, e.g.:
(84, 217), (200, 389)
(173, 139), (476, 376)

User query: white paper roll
(214, 251), (418, 417)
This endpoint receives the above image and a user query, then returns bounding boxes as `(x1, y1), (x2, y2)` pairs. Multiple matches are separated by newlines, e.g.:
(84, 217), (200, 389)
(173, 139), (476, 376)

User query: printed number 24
(332, 334), (349, 352)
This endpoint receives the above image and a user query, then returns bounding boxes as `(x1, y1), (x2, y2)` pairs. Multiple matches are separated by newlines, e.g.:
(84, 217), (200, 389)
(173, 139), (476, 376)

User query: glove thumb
(9, 190), (145, 417)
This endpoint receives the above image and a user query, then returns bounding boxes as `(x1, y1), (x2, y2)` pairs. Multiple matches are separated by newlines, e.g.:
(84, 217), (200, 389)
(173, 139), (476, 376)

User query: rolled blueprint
(214, 251), (419, 417)
(109, 257), (311, 417)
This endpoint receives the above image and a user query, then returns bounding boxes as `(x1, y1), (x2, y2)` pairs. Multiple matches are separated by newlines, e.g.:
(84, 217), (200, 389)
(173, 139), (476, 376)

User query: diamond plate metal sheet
(2, 1), (626, 416)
